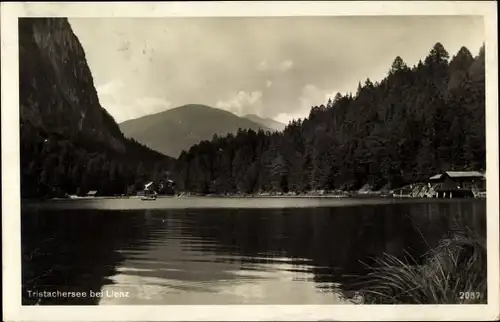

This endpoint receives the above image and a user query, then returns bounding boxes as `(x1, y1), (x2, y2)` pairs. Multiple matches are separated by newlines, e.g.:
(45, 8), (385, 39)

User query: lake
(21, 197), (486, 305)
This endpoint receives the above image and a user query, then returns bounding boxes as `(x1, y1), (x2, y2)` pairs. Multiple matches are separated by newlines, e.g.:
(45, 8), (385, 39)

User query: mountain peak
(175, 104), (216, 110)
(119, 104), (272, 157)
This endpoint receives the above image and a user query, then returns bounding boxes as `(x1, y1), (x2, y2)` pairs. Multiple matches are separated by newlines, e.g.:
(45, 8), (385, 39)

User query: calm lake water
(21, 197), (486, 305)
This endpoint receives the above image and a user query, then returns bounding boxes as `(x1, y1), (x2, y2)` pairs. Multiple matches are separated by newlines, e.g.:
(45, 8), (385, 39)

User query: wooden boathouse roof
(429, 171), (485, 181)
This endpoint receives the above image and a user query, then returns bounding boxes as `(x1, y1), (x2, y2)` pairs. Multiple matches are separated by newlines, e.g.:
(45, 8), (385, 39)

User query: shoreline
(22, 183), (486, 202)
(25, 192), (485, 202)
(33, 195), (376, 202)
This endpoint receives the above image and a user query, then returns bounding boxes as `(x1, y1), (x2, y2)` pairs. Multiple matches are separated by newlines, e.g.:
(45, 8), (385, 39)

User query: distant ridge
(243, 114), (286, 131)
(119, 104), (272, 157)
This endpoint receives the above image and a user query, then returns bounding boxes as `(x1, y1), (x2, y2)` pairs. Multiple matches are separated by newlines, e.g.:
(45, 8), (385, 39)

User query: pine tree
(390, 56), (408, 74)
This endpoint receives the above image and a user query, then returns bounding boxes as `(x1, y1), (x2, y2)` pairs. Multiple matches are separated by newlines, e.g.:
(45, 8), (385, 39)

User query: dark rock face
(19, 18), (125, 152)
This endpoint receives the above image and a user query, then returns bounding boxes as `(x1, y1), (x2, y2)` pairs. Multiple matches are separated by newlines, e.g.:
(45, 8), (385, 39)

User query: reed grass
(356, 224), (487, 304)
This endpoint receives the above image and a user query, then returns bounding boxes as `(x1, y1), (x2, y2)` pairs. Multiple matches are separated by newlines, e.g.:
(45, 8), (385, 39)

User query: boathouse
(137, 178), (175, 196)
(428, 171), (485, 198)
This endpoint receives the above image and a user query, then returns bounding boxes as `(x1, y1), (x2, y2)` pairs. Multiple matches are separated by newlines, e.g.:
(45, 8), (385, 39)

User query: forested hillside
(174, 43), (485, 194)
(19, 18), (174, 198)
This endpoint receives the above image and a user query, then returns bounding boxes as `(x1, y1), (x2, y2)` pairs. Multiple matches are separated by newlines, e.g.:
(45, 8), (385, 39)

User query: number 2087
(459, 292), (482, 300)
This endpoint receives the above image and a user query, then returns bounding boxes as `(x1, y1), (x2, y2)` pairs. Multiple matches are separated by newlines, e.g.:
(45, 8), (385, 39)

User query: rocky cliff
(19, 18), (173, 198)
(19, 18), (125, 152)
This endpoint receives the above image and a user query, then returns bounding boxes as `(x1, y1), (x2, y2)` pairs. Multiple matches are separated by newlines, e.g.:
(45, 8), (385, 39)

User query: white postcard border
(2, 1), (498, 321)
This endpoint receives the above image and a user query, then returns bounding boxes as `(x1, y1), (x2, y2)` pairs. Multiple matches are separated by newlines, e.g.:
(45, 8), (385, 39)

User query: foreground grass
(356, 230), (487, 304)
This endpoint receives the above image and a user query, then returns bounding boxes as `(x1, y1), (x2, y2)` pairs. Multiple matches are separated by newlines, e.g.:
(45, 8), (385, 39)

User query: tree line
(174, 43), (486, 194)
(20, 119), (175, 198)
(20, 42), (485, 198)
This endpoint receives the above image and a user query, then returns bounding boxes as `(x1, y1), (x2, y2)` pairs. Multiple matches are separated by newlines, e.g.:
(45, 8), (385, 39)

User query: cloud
(96, 79), (172, 122)
(216, 91), (263, 116)
(96, 79), (124, 96)
(271, 84), (338, 124)
(274, 112), (307, 125)
(102, 104), (136, 123)
(129, 96), (172, 119)
(266, 84), (323, 125)
(278, 60), (294, 71)
(266, 80), (273, 88)
(324, 91), (340, 102)
(257, 60), (294, 73)
(72, 16), (485, 126)
(135, 97), (172, 109)
(102, 97), (172, 123)
(299, 84), (327, 110)
(257, 60), (268, 71)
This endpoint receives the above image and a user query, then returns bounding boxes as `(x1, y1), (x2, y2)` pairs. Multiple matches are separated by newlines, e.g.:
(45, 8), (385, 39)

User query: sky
(69, 16), (485, 124)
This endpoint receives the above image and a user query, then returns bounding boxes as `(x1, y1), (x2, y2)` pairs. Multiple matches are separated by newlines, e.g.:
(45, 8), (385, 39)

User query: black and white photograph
(2, 1), (499, 321)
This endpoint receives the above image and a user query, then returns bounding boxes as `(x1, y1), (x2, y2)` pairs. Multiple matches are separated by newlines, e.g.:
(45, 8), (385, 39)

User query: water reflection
(21, 198), (486, 305)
